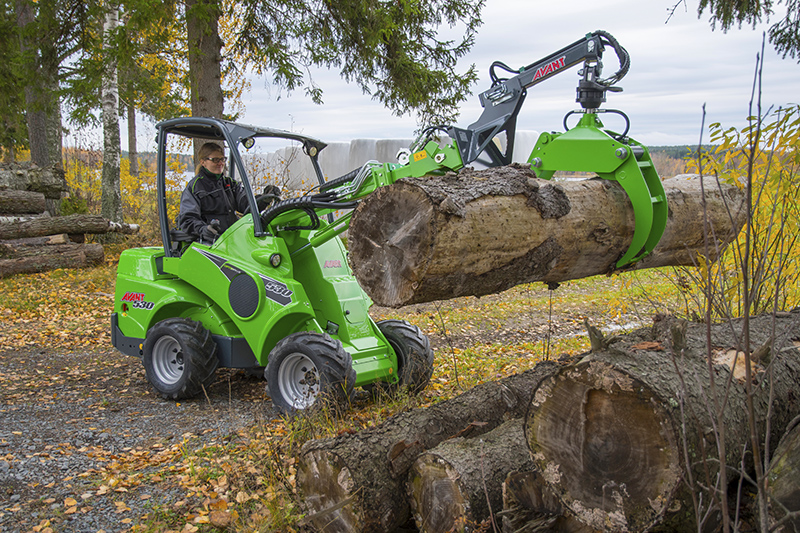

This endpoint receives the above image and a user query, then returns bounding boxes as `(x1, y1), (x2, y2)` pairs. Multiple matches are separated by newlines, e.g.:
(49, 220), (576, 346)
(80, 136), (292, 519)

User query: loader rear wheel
(266, 332), (355, 414)
(375, 319), (434, 394)
(142, 318), (219, 400)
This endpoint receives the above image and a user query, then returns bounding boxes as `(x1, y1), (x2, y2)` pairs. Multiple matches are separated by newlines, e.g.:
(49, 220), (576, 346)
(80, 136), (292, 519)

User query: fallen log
(768, 417), (800, 530)
(0, 189), (47, 214)
(296, 361), (560, 533)
(0, 242), (104, 277)
(406, 418), (532, 533)
(348, 168), (745, 307)
(525, 313), (800, 532)
(0, 214), (139, 240)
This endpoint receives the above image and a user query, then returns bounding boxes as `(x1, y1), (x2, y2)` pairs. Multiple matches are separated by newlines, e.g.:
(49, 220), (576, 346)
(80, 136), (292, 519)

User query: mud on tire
(142, 318), (219, 400)
(266, 332), (356, 414)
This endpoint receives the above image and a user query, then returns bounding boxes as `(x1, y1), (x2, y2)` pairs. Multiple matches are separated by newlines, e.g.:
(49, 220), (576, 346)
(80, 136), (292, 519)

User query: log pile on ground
(296, 313), (800, 533)
(0, 161), (67, 215)
(0, 189), (139, 277)
(348, 167), (746, 307)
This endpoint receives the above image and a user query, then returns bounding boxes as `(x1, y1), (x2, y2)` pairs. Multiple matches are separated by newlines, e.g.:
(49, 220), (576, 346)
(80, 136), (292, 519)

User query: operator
(177, 142), (249, 242)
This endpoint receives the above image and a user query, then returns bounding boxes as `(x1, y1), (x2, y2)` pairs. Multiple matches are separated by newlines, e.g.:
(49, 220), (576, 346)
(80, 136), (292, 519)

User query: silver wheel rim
(278, 352), (320, 410)
(151, 335), (184, 385)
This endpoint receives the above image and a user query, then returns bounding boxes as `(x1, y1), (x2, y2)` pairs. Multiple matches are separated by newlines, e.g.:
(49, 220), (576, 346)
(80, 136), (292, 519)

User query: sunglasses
(205, 157), (227, 164)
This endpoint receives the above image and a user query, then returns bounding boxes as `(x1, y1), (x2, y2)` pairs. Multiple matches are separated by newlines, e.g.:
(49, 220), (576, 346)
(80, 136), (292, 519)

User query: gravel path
(0, 347), (274, 533)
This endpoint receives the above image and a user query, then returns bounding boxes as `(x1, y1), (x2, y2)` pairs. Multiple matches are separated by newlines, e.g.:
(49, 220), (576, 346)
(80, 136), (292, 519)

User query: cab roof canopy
(157, 117), (328, 155)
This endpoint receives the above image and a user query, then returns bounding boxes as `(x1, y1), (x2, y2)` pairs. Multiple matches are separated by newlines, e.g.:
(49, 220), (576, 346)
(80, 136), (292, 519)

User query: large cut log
(525, 313), (800, 532)
(296, 361), (560, 533)
(768, 417), (800, 530)
(406, 418), (533, 533)
(0, 242), (104, 277)
(348, 168), (745, 307)
(0, 189), (47, 214)
(0, 214), (139, 240)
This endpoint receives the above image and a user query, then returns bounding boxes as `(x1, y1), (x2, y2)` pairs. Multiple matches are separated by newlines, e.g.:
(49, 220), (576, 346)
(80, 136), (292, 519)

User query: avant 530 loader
(111, 120), (435, 413)
(112, 31), (666, 413)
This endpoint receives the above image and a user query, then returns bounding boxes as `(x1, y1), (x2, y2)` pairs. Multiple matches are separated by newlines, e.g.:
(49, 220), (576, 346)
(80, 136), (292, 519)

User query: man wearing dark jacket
(177, 143), (249, 242)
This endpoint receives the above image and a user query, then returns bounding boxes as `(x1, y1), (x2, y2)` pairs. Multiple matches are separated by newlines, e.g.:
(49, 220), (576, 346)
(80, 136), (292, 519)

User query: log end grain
(349, 183), (437, 307)
(502, 470), (600, 533)
(296, 448), (363, 533)
(407, 454), (470, 533)
(526, 361), (681, 532)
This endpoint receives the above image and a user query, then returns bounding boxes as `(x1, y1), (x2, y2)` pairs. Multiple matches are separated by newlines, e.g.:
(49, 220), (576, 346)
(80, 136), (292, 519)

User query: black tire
(266, 332), (356, 414)
(142, 318), (219, 400)
(376, 319), (434, 394)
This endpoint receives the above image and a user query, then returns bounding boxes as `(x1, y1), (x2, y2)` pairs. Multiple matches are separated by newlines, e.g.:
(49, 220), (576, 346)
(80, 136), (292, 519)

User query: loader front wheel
(143, 318), (219, 400)
(377, 319), (434, 393)
(267, 332), (355, 414)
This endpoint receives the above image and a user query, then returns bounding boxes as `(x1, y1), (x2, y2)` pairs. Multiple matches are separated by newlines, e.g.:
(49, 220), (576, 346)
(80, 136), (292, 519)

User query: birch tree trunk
(101, 5), (123, 225)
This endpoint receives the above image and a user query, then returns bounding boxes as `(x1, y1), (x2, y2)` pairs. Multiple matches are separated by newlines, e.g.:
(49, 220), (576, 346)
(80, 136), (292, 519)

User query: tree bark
(406, 418), (533, 533)
(0, 242), (104, 277)
(0, 214), (139, 240)
(296, 361), (560, 533)
(0, 190), (46, 214)
(15, 0), (49, 169)
(186, 0), (224, 158)
(768, 417), (800, 531)
(127, 105), (139, 177)
(348, 168), (746, 308)
(524, 313), (800, 532)
(101, 4), (123, 225)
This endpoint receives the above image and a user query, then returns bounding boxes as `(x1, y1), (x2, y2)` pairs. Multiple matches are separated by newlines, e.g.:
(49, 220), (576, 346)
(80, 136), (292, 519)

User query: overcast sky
(234, 0), (800, 148)
(98, 0), (799, 153)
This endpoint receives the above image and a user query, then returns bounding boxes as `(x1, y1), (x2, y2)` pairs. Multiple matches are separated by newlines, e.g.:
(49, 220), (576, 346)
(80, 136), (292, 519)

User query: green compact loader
(111, 117), (435, 413)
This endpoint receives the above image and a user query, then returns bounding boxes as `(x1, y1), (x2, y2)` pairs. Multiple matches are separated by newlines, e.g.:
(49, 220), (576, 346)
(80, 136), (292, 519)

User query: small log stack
(0, 189), (139, 277)
(296, 362), (560, 533)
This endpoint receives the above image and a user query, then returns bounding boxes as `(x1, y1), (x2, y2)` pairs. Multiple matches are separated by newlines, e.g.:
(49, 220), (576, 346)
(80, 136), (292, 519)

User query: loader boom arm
(264, 31), (665, 269)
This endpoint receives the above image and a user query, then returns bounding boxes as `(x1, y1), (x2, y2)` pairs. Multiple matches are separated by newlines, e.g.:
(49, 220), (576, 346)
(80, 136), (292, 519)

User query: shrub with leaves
(676, 104), (800, 319)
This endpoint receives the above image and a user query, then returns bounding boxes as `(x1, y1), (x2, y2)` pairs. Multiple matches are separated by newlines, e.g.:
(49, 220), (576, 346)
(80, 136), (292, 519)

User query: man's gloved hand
(201, 219), (221, 243)
(256, 185), (282, 211)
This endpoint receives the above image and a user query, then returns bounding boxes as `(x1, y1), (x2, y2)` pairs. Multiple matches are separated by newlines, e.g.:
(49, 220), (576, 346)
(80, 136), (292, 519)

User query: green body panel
(114, 215), (397, 387)
(528, 113), (668, 267)
(114, 247), (236, 340)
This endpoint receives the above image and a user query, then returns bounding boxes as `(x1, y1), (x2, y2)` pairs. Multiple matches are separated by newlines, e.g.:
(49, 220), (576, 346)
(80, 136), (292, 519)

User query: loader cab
(154, 117), (328, 257)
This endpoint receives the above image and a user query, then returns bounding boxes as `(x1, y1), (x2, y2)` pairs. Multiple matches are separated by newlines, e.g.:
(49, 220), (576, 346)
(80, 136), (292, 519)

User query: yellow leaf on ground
(210, 510), (232, 528)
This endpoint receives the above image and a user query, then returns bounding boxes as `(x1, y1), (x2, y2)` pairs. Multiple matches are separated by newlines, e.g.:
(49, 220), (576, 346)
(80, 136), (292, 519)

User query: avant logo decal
(532, 56), (566, 82)
(323, 260), (342, 268)
(120, 291), (154, 310)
